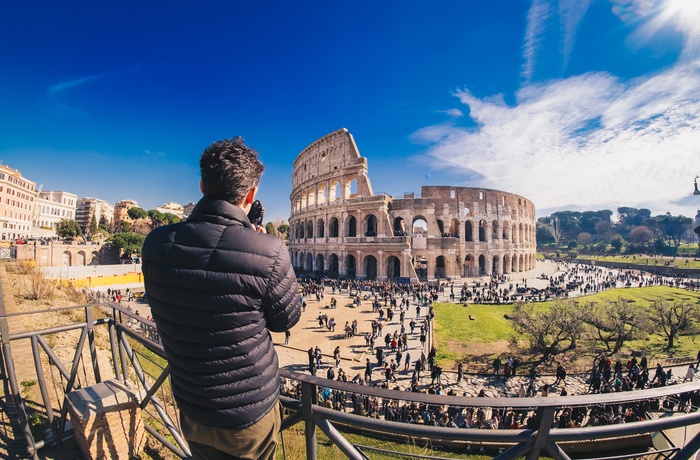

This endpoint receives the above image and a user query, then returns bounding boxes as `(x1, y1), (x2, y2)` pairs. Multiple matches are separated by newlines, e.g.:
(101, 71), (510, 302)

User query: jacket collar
(188, 196), (253, 228)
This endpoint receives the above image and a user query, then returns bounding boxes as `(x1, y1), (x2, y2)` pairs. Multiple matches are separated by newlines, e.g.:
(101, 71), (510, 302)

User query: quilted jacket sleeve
(262, 239), (301, 332)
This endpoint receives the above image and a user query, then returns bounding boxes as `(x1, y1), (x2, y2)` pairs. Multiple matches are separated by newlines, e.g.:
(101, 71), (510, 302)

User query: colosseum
(289, 128), (537, 282)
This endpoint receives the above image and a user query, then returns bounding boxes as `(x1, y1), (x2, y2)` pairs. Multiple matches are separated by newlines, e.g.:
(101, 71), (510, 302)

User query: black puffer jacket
(142, 197), (301, 429)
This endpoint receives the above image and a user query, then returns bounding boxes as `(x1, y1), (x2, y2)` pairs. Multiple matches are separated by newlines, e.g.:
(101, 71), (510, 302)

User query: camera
(247, 200), (264, 227)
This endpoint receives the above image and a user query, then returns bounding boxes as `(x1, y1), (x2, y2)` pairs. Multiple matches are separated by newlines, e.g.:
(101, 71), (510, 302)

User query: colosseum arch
(346, 216), (357, 237)
(364, 214), (378, 236)
(465, 221), (473, 242)
(77, 251), (86, 266)
(345, 254), (356, 277)
(329, 217), (339, 237)
(288, 128), (537, 281)
(492, 220), (500, 240)
(328, 254), (339, 276)
(435, 256), (446, 278)
(386, 256), (401, 279)
(393, 217), (406, 236)
(412, 216), (428, 235)
(364, 255), (378, 279)
(306, 253), (313, 271)
(315, 254), (324, 273)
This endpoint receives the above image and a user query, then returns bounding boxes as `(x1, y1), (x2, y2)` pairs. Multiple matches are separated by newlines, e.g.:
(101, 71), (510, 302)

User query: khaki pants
(181, 403), (281, 460)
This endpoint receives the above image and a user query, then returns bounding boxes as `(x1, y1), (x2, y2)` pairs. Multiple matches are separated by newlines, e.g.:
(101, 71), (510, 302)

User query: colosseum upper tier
(289, 128), (537, 282)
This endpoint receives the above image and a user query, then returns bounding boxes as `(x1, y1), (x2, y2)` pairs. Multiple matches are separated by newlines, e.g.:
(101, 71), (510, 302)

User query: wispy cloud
(414, 59), (700, 216)
(522, 0), (553, 82)
(522, 0), (592, 80)
(44, 65), (142, 117)
(443, 108), (464, 118)
(559, 0), (591, 69)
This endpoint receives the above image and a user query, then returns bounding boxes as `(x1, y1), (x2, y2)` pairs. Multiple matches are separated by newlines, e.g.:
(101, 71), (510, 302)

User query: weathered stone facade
(289, 129), (537, 282)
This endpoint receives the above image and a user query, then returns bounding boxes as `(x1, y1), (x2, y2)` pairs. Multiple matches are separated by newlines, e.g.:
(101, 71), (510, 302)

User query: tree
(610, 235), (624, 253)
(582, 299), (652, 354)
(89, 214), (98, 237)
(265, 222), (277, 236)
(510, 300), (586, 361)
(694, 225), (700, 250)
(629, 225), (653, 245)
(548, 216), (563, 247)
(120, 221), (132, 233)
(650, 300), (700, 349)
(577, 232), (593, 246)
(567, 239), (578, 249)
(110, 232), (146, 259)
(148, 210), (165, 228)
(55, 219), (82, 239)
(162, 212), (180, 225)
(277, 223), (290, 236)
(650, 214), (693, 246)
(127, 207), (148, 220)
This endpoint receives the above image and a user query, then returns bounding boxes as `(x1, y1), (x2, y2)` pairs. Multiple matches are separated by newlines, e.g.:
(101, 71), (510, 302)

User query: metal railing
(3, 300), (700, 459)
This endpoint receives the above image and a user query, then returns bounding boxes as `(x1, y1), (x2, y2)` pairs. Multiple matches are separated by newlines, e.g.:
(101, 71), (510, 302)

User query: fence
(4, 300), (700, 459)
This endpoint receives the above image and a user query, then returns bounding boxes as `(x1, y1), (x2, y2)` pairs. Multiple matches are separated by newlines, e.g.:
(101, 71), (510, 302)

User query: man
(142, 137), (301, 460)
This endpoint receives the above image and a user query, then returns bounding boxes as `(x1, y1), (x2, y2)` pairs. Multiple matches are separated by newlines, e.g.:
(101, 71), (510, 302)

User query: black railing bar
(543, 441), (571, 460)
(36, 335), (74, 383)
(106, 302), (156, 326)
(143, 423), (189, 459)
(115, 321), (165, 356)
(301, 381), (317, 460)
(85, 307), (101, 384)
(2, 341), (39, 459)
(314, 416), (368, 460)
(57, 326), (89, 436)
(548, 410), (700, 441)
(119, 334), (191, 457)
(493, 441), (535, 460)
(139, 364), (170, 411)
(107, 320), (122, 381)
(280, 411), (304, 432)
(7, 320), (93, 341)
(30, 336), (59, 446)
(280, 369), (700, 409)
(0, 303), (99, 318)
(310, 404), (536, 443)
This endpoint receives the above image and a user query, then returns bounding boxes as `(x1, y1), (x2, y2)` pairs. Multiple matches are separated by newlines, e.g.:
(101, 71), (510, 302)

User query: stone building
(76, 198), (114, 233)
(32, 191), (78, 237)
(113, 199), (139, 231)
(0, 164), (38, 241)
(288, 128), (537, 282)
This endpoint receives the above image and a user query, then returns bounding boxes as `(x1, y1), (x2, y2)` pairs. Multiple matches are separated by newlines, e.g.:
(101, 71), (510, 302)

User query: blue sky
(1, 0), (699, 223)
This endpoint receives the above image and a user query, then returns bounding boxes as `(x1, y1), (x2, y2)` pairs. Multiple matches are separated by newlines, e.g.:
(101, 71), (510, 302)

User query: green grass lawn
(575, 254), (700, 269)
(433, 286), (700, 371)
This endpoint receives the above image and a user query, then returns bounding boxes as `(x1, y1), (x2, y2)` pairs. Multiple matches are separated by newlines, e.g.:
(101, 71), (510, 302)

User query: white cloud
(444, 108), (464, 118)
(559, 0), (592, 69)
(522, 0), (553, 82)
(416, 59), (700, 217)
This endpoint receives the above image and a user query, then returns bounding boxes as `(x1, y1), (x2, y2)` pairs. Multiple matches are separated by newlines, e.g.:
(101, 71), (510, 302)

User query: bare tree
(511, 300), (586, 361)
(650, 300), (700, 349)
(548, 216), (563, 247)
(583, 299), (652, 354)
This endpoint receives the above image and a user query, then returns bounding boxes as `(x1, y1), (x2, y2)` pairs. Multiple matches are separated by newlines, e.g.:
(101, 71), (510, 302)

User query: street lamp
(694, 175), (700, 195)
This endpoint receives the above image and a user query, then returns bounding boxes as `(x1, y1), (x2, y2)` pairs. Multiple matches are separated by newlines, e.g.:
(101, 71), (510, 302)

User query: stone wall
(289, 129), (538, 282)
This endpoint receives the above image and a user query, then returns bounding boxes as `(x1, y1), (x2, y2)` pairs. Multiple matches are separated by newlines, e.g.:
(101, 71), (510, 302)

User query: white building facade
(33, 191), (78, 237)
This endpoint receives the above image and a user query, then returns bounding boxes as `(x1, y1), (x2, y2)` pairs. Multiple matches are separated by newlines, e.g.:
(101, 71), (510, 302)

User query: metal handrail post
(85, 306), (101, 383)
(30, 336), (59, 446)
(301, 380), (317, 460)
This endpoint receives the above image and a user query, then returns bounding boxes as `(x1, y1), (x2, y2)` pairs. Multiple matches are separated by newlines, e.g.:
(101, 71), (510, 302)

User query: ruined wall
(289, 129), (537, 282)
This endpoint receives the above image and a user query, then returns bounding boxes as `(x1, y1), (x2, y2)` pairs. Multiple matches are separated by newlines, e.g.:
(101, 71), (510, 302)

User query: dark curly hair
(199, 137), (264, 205)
